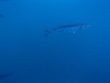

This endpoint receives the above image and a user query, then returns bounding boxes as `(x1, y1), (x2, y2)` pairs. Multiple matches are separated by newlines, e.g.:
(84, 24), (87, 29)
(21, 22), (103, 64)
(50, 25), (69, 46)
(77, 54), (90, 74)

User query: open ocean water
(0, 0), (110, 83)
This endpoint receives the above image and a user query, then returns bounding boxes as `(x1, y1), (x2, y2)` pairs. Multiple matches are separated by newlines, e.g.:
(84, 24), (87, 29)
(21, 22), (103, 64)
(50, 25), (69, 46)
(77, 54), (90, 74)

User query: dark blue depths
(0, 0), (110, 83)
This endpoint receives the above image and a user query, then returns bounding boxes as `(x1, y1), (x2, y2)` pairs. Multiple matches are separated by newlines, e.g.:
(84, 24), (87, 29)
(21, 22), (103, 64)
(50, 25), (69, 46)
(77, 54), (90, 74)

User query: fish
(45, 24), (90, 37)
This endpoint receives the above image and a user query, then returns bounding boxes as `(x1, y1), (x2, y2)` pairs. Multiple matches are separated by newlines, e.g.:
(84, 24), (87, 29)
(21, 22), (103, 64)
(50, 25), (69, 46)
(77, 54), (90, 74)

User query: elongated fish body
(45, 24), (90, 37)
(52, 24), (89, 30)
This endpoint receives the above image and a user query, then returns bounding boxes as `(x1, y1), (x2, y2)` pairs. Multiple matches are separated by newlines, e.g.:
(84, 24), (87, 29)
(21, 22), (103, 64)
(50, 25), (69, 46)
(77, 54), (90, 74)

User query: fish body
(45, 24), (90, 37)
(52, 24), (89, 30)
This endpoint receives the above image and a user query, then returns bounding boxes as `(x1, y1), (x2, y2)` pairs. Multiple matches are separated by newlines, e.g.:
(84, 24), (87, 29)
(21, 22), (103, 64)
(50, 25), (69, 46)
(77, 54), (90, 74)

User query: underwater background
(0, 0), (110, 83)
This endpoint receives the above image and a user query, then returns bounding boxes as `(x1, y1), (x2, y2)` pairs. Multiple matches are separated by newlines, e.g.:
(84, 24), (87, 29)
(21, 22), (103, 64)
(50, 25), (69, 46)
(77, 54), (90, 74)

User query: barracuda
(45, 24), (90, 37)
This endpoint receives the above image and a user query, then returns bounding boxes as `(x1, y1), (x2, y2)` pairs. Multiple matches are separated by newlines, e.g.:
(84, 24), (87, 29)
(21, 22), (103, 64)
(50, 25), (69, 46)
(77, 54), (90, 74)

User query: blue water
(0, 0), (110, 83)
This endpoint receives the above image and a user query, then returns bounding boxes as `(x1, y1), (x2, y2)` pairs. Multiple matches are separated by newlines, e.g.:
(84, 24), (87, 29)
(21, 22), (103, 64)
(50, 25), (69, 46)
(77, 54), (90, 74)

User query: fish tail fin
(44, 30), (51, 37)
